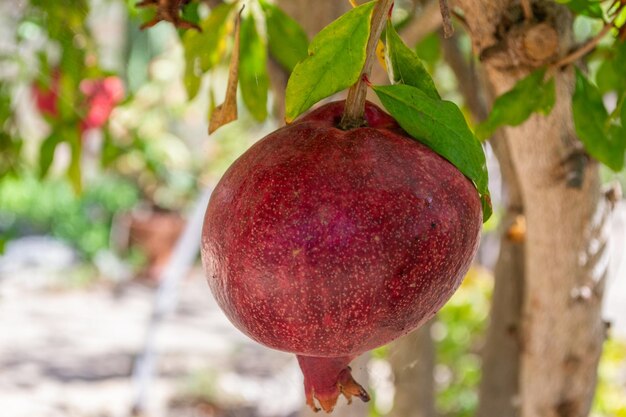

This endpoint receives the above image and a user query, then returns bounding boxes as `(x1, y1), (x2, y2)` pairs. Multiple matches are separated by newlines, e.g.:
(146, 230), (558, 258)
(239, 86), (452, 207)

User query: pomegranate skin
(202, 100), (481, 354)
(201, 100), (482, 410)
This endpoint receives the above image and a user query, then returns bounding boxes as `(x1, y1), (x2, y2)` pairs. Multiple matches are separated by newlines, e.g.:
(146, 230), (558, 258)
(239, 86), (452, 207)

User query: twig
(439, 0), (454, 38)
(520, 0), (533, 22)
(339, 0), (394, 130)
(552, 23), (612, 69)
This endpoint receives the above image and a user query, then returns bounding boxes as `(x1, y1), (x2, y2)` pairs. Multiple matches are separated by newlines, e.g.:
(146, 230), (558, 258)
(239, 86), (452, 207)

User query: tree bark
(388, 322), (436, 417)
(454, 1), (611, 417)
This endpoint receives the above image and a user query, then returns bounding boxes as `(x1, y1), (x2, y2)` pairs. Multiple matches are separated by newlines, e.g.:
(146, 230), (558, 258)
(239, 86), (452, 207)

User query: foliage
(239, 14), (270, 121)
(183, 2), (236, 100)
(0, 175), (139, 259)
(260, 0), (309, 72)
(180, 0), (312, 123)
(573, 69), (625, 171)
(385, 21), (439, 99)
(592, 337), (626, 417)
(285, 1), (376, 121)
(434, 267), (492, 417)
(0, 89), (22, 178)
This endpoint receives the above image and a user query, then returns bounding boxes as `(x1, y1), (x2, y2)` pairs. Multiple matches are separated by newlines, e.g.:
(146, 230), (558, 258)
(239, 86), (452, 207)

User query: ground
(1, 200), (625, 417)
(0, 268), (303, 417)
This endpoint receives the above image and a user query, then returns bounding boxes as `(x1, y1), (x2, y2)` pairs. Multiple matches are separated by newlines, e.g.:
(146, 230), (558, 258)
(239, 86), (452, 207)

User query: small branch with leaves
(552, 0), (626, 69)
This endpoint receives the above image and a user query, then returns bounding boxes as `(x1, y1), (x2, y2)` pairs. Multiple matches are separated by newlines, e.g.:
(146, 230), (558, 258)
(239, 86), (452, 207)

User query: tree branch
(552, 23), (612, 69)
(340, 0), (394, 130)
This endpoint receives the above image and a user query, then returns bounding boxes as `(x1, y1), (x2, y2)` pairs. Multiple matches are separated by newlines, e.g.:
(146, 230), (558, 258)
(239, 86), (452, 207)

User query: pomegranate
(32, 71), (124, 133)
(201, 101), (482, 412)
(79, 76), (124, 132)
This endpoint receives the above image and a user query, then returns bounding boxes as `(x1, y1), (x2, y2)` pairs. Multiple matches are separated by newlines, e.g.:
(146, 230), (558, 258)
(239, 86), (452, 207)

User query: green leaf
(373, 84), (491, 221)
(476, 69), (556, 140)
(385, 20), (439, 99)
(239, 14), (269, 122)
(260, 1), (309, 72)
(285, 1), (376, 122)
(180, 1), (200, 27)
(39, 132), (63, 178)
(555, 0), (604, 18)
(67, 128), (82, 194)
(182, 3), (236, 100)
(573, 69), (625, 171)
(596, 40), (626, 94)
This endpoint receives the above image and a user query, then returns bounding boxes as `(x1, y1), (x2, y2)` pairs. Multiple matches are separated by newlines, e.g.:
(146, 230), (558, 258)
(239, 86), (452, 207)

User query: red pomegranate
(80, 76), (125, 132)
(32, 71), (124, 133)
(201, 100), (482, 412)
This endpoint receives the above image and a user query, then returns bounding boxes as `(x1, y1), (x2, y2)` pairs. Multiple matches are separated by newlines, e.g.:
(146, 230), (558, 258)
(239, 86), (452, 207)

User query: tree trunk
(454, 1), (611, 417)
(388, 322), (436, 417)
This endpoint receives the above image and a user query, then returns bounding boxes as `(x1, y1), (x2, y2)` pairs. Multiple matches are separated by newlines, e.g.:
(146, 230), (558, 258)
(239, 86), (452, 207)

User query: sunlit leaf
(260, 1), (309, 72)
(385, 20), (439, 99)
(285, 1), (376, 122)
(239, 14), (269, 122)
(373, 84), (491, 221)
(572, 69), (625, 171)
(476, 69), (555, 140)
(183, 3), (236, 100)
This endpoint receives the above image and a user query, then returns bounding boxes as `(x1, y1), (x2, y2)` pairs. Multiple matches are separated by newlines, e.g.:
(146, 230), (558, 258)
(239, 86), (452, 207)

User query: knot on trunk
(479, 1), (567, 71)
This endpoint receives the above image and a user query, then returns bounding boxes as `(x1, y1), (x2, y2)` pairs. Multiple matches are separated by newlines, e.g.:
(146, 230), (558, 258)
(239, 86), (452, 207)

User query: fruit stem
(339, 0), (394, 130)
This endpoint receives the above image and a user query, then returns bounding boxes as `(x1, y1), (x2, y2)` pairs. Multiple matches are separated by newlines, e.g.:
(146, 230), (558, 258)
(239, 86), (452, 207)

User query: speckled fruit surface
(201, 100), (482, 412)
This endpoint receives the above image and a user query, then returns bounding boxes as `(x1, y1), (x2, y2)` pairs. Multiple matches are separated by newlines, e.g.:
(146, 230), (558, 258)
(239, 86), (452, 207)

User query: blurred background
(0, 1), (625, 417)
